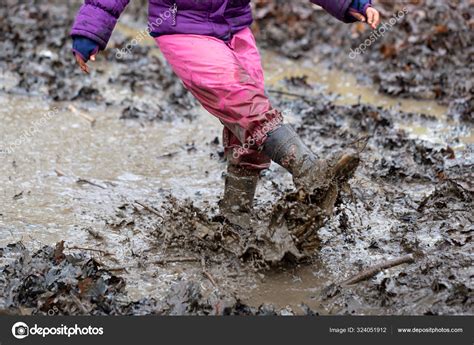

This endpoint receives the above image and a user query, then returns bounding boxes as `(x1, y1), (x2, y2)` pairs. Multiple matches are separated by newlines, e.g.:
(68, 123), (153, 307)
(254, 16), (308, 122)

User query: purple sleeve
(310, 0), (357, 23)
(70, 0), (130, 50)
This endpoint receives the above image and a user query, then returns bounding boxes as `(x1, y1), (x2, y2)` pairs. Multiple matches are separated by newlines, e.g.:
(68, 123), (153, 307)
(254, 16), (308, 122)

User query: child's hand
(348, 1), (381, 30)
(72, 36), (100, 74)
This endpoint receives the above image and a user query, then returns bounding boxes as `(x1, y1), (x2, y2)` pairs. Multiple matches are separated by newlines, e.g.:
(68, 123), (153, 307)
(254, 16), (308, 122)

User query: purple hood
(71, 0), (354, 50)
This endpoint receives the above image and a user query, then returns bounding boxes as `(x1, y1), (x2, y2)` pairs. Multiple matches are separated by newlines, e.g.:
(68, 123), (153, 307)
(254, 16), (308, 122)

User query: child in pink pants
(72, 1), (380, 227)
(156, 28), (278, 171)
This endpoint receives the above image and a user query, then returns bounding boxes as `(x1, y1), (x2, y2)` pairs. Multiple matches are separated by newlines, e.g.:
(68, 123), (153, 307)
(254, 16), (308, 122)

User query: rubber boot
(219, 164), (259, 228)
(262, 124), (359, 192)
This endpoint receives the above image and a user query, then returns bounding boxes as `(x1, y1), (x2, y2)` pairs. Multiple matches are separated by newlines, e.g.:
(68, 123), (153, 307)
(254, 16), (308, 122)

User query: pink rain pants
(155, 28), (283, 171)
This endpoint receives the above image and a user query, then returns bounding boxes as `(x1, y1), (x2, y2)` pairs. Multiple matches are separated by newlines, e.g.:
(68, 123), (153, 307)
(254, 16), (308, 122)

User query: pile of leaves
(0, 241), (317, 315)
(0, 242), (131, 315)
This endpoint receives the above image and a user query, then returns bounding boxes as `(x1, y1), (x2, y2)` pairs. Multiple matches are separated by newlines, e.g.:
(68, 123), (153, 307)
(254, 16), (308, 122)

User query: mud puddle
(262, 51), (449, 119)
(0, 95), (226, 300)
(2, 48), (472, 314)
(261, 50), (472, 153)
(1, 0), (472, 315)
(2, 57), (469, 311)
(243, 264), (328, 313)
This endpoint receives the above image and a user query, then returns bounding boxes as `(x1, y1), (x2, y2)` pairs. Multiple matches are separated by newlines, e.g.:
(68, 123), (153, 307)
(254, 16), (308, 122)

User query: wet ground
(0, 0), (472, 315)
(253, 0), (474, 121)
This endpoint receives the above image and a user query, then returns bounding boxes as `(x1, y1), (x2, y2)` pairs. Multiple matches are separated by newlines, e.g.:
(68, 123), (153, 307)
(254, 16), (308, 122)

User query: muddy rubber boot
(262, 124), (359, 193)
(219, 164), (259, 228)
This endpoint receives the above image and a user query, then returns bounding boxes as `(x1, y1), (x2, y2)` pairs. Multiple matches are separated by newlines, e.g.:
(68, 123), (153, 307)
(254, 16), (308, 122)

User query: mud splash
(0, 0), (472, 315)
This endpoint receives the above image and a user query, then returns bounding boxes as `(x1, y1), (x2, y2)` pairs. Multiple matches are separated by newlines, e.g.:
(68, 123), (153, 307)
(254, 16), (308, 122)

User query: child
(71, 0), (380, 226)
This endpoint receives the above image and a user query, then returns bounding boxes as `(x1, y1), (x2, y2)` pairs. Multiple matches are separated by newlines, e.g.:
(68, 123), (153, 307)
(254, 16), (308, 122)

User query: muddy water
(239, 51), (472, 311)
(262, 50), (449, 118)
(0, 94), (225, 299)
(0, 35), (471, 308)
(261, 50), (473, 150)
(243, 264), (330, 313)
(0, 97), (223, 229)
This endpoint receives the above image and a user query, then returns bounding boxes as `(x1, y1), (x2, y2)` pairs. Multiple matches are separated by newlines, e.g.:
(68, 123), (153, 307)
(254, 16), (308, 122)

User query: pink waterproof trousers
(155, 28), (282, 171)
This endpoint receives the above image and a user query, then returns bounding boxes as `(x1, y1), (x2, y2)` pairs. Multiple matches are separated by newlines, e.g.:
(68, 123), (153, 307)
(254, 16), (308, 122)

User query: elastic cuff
(70, 29), (107, 50)
(91, 46), (99, 57)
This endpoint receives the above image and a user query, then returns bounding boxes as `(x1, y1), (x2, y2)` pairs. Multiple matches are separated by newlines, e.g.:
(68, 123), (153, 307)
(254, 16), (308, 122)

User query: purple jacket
(71, 0), (355, 50)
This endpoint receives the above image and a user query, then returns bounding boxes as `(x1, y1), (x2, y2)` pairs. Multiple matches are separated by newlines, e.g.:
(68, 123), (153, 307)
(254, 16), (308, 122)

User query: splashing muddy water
(1, 34), (472, 312)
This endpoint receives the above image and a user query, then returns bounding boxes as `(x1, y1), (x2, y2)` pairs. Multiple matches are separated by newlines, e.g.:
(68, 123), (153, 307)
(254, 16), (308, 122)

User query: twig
(67, 105), (96, 125)
(342, 254), (415, 286)
(134, 201), (164, 219)
(69, 293), (89, 314)
(105, 267), (128, 272)
(85, 227), (104, 240)
(55, 170), (107, 191)
(202, 271), (218, 288)
(76, 178), (106, 189)
(153, 257), (200, 265)
(201, 256), (218, 288)
(55, 167), (105, 189)
(54, 168), (66, 177)
(66, 245), (113, 256)
(347, 135), (372, 153)
(268, 89), (316, 101)
(157, 151), (180, 159)
(347, 135), (372, 145)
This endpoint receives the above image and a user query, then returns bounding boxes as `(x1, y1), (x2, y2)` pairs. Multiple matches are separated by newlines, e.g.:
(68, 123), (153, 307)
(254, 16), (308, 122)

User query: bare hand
(349, 7), (381, 30)
(74, 52), (97, 74)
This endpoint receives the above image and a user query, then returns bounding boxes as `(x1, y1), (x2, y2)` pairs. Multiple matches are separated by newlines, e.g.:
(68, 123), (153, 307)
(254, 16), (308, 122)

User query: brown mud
(0, 0), (472, 315)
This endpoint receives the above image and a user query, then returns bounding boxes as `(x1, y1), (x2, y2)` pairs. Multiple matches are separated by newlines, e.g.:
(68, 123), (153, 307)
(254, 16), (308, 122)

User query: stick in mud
(66, 245), (113, 256)
(267, 89), (321, 102)
(70, 292), (89, 314)
(55, 169), (107, 189)
(134, 201), (164, 219)
(201, 256), (218, 288)
(341, 254), (415, 286)
(67, 105), (96, 125)
(76, 178), (106, 189)
(153, 257), (200, 265)
(54, 168), (66, 177)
